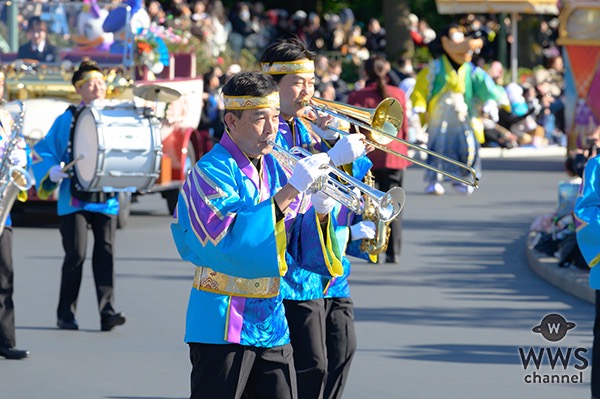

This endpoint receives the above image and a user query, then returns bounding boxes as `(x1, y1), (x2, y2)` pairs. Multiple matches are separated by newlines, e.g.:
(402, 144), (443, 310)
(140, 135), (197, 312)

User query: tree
(383, 0), (412, 60)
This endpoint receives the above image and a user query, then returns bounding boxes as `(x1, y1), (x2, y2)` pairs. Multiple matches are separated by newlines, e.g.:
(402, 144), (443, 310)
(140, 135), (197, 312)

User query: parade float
(1, 0), (211, 227)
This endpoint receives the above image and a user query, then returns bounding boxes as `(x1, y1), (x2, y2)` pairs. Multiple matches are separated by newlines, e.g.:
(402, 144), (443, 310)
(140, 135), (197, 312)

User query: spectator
(391, 56), (415, 83)
(198, 66), (225, 141)
(305, 12), (326, 52)
(408, 13), (424, 47)
(17, 16), (60, 63)
(327, 59), (350, 102)
(365, 18), (386, 56)
(347, 54), (412, 264)
(228, 2), (257, 57)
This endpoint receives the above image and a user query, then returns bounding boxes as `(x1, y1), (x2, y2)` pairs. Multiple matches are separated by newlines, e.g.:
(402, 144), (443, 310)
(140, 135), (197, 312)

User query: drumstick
(61, 155), (84, 173)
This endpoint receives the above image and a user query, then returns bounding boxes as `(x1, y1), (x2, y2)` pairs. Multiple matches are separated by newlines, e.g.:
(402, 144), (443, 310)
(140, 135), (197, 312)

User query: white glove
(306, 110), (339, 141)
(311, 190), (337, 215)
(328, 134), (366, 166)
(310, 121), (339, 141)
(49, 164), (69, 183)
(288, 153), (331, 193)
(350, 221), (376, 241)
(483, 100), (499, 122)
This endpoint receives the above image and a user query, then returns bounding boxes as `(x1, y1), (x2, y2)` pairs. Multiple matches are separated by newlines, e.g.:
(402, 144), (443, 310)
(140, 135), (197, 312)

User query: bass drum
(4, 98), (72, 144)
(72, 100), (162, 192)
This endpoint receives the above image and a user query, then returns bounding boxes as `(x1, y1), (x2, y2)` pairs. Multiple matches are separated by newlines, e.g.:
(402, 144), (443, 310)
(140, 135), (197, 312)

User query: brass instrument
(360, 171), (391, 261)
(0, 102), (34, 232)
(268, 140), (406, 223)
(302, 97), (479, 188)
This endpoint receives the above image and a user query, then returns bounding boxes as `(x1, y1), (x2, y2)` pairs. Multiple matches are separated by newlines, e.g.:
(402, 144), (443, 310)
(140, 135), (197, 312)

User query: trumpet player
(0, 105), (30, 360)
(170, 72), (345, 398)
(261, 37), (373, 399)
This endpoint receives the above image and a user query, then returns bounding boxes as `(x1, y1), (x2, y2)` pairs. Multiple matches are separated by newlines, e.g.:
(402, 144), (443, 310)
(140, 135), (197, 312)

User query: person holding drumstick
(32, 59), (126, 332)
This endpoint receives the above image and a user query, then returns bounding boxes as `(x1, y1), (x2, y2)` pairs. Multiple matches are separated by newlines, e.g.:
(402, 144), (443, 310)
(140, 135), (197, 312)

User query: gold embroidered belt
(192, 266), (280, 298)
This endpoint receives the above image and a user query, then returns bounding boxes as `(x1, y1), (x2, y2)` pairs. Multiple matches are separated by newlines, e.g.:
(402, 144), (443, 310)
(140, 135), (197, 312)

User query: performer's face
(277, 68), (315, 120)
(227, 105), (280, 158)
(76, 76), (107, 105)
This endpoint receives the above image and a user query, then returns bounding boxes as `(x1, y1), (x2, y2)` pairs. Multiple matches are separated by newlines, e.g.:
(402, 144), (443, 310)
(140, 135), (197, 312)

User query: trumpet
(268, 140), (406, 222)
(302, 97), (479, 188)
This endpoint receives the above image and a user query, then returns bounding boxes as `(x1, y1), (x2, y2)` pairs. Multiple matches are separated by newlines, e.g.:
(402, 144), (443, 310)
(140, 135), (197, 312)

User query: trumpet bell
(378, 187), (406, 222)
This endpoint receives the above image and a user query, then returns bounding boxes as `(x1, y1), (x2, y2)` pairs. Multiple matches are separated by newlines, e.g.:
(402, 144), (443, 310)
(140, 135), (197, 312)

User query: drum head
(73, 108), (99, 188)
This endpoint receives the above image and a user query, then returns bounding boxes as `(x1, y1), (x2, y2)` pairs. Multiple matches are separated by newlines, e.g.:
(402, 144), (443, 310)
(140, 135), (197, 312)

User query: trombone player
(261, 37), (375, 399)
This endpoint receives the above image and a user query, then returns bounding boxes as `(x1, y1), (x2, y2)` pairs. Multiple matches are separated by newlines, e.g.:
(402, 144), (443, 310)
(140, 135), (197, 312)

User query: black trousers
(57, 211), (117, 322)
(593, 290), (600, 399)
(323, 297), (357, 399)
(189, 342), (297, 399)
(0, 227), (15, 347)
(372, 168), (404, 259)
(283, 298), (327, 399)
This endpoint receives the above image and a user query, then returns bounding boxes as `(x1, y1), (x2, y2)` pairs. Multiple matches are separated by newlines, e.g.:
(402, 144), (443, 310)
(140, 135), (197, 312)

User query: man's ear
(223, 112), (237, 130)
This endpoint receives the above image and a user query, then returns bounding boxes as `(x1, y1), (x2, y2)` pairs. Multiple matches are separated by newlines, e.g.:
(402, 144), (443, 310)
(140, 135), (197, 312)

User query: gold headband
(261, 60), (315, 75)
(74, 71), (105, 88)
(224, 92), (280, 110)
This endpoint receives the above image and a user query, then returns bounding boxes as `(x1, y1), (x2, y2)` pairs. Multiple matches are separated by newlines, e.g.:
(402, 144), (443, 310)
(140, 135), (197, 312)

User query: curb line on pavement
(526, 232), (595, 304)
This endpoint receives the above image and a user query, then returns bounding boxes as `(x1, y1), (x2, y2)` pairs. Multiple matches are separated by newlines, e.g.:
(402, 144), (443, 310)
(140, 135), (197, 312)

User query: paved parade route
(2, 153), (594, 399)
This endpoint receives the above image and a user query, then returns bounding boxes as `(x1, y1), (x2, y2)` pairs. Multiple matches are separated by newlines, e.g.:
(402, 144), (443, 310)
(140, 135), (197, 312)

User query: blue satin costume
(171, 132), (344, 348)
(31, 107), (119, 216)
(275, 116), (372, 301)
(574, 155), (600, 289)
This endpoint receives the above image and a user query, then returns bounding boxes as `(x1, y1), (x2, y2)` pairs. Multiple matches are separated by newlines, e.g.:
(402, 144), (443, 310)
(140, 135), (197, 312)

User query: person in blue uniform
(171, 71), (345, 399)
(32, 60), (125, 332)
(0, 106), (30, 359)
(261, 37), (372, 399)
(573, 155), (600, 399)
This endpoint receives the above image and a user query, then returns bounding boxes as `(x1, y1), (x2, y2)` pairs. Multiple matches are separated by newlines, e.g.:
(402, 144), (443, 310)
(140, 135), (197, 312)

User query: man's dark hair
(221, 72), (278, 118)
(71, 59), (102, 86)
(260, 36), (316, 83)
(27, 16), (47, 32)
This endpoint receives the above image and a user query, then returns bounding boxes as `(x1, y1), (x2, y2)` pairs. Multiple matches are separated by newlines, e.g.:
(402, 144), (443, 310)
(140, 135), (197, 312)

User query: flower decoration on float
(134, 28), (170, 75)
(148, 23), (195, 54)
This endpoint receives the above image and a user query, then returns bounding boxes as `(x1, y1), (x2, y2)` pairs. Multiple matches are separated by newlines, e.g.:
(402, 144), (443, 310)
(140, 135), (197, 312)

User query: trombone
(302, 97), (479, 188)
(268, 140), (406, 222)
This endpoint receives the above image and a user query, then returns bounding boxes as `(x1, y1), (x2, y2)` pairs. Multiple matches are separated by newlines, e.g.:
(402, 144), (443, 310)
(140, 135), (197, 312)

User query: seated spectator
(487, 60), (504, 86)
(392, 56), (415, 82)
(365, 18), (386, 56)
(327, 59), (350, 102)
(408, 13), (423, 47)
(305, 12), (326, 52)
(17, 16), (60, 63)
(198, 66), (225, 142)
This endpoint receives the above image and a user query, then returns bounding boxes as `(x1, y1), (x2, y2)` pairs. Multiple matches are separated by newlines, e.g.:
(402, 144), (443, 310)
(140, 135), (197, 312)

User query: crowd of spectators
(1, 1), (568, 149)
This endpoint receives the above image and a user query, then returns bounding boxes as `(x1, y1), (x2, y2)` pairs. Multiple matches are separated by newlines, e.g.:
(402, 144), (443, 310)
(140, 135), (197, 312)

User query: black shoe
(101, 312), (126, 331)
(385, 255), (398, 264)
(0, 346), (29, 359)
(57, 319), (79, 330)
